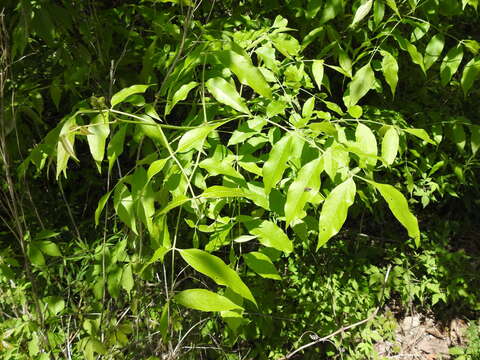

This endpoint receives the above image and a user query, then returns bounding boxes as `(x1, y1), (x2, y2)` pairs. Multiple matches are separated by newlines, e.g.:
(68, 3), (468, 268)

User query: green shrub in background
(1, 0), (479, 358)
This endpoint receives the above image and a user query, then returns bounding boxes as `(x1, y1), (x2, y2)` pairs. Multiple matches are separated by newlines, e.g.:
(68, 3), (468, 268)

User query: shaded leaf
(369, 181), (420, 246)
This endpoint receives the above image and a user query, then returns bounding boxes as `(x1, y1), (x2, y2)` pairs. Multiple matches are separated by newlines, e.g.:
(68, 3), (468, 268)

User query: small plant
(449, 321), (480, 360)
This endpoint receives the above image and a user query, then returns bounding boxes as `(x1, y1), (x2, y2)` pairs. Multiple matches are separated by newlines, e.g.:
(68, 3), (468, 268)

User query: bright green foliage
(318, 178), (356, 248)
(2, 0), (480, 358)
(175, 289), (243, 312)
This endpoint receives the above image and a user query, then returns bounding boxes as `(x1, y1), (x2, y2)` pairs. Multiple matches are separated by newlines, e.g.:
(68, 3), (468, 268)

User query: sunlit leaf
(355, 123), (378, 167)
(111, 84), (150, 107)
(175, 289), (243, 312)
(271, 33), (300, 58)
(403, 128), (435, 144)
(177, 121), (226, 153)
(424, 33), (445, 70)
(56, 116), (77, 179)
(107, 125), (127, 172)
(165, 81), (198, 115)
(218, 48), (272, 98)
(285, 158), (322, 226)
(312, 60), (324, 90)
(345, 63), (375, 107)
(381, 50), (399, 97)
(351, 0), (373, 27)
(179, 249), (256, 304)
(250, 220), (293, 254)
(263, 134), (293, 195)
(440, 45), (464, 86)
(318, 178), (356, 248)
(243, 252), (281, 280)
(461, 57), (480, 96)
(87, 113), (110, 172)
(381, 127), (399, 165)
(470, 125), (480, 155)
(206, 77), (250, 114)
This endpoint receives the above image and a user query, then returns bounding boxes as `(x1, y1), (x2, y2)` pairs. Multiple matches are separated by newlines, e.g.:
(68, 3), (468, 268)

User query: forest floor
(375, 310), (468, 359)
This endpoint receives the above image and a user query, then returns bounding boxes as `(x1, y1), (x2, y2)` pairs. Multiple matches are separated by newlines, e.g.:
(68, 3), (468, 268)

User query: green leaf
(138, 115), (168, 147)
(175, 289), (243, 312)
(113, 183), (137, 234)
(403, 128), (435, 144)
(121, 264), (134, 295)
(381, 127), (399, 165)
(107, 126), (127, 172)
(111, 84), (150, 108)
(451, 123), (466, 151)
(285, 158), (322, 226)
(440, 45), (464, 86)
(159, 303), (169, 340)
(179, 249), (256, 304)
(87, 113), (110, 172)
(165, 81), (198, 115)
(218, 49), (272, 98)
(28, 243), (45, 266)
(348, 105), (363, 119)
(351, 0), (373, 27)
(424, 33), (445, 71)
(206, 77), (250, 114)
(318, 178), (356, 248)
(271, 33), (301, 58)
(345, 63), (375, 107)
(263, 134), (293, 195)
(147, 158), (168, 182)
(199, 158), (244, 180)
(250, 220), (293, 254)
(200, 186), (246, 198)
(177, 121), (226, 153)
(95, 190), (113, 226)
(385, 0), (400, 16)
(302, 97), (315, 118)
(43, 296), (65, 315)
(37, 241), (62, 257)
(355, 123), (378, 167)
(56, 116), (77, 179)
(461, 57), (480, 95)
(312, 60), (324, 90)
(381, 50), (399, 97)
(369, 181), (420, 246)
(243, 252), (281, 280)
(470, 125), (480, 155)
